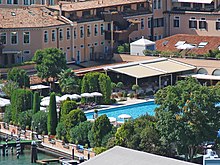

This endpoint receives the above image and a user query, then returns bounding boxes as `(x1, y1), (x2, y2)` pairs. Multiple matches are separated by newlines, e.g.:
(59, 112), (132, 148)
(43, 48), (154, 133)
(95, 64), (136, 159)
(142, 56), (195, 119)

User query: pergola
(104, 58), (196, 88)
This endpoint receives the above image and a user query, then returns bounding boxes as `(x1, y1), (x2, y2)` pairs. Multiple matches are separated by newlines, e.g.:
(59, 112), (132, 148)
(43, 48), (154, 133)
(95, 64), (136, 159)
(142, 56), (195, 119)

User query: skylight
(198, 42), (208, 48)
(175, 41), (186, 47)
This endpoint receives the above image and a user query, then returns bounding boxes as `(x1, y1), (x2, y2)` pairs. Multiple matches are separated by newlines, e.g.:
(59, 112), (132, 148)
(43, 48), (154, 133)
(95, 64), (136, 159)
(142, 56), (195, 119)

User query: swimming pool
(85, 101), (157, 122)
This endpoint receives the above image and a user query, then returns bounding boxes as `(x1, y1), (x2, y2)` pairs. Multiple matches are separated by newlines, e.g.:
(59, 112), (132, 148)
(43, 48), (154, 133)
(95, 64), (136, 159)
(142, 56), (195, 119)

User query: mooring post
(72, 148), (74, 160)
(2, 144), (5, 156)
(31, 141), (38, 163)
(88, 152), (90, 160)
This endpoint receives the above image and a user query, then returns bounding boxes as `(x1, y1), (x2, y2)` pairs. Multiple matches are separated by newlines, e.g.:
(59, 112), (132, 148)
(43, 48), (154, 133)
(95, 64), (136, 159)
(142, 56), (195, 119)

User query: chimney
(59, 3), (62, 17)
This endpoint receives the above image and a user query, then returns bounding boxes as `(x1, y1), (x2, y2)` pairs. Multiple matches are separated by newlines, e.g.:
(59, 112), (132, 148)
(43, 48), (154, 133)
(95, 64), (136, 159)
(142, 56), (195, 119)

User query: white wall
(130, 45), (146, 56)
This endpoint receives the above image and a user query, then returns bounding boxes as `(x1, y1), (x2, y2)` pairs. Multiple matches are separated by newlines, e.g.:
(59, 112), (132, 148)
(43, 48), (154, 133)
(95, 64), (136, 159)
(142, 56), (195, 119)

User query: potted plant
(132, 84), (140, 98)
(94, 109), (98, 119)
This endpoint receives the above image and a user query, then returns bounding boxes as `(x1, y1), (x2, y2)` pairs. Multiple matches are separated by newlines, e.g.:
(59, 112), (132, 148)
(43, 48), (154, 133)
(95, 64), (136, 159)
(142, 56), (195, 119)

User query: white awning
(30, 84), (50, 90)
(179, 74), (220, 80)
(172, 0), (213, 4)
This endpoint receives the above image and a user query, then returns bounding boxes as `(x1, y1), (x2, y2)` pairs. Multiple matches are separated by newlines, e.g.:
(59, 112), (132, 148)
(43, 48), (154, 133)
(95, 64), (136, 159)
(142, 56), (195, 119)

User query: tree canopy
(33, 48), (67, 80)
(7, 68), (29, 88)
(155, 77), (220, 161)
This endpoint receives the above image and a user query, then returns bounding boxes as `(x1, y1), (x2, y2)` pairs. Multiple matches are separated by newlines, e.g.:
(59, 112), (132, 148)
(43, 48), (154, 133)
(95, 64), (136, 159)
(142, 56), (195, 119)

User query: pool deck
(84, 98), (155, 114)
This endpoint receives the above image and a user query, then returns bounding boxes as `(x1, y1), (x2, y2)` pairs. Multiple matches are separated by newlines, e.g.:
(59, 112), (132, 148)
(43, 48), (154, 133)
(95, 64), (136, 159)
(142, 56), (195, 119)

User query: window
(94, 42), (98, 46)
(23, 31), (30, 44)
(80, 26), (84, 38)
(101, 41), (104, 45)
(74, 28), (77, 39)
(141, 18), (144, 29)
(0, 0), (2, 4)
(153, 0), (156, 9)
(94, 25), (98, 36)
(173, 16), (179, 28)
(59, 29), (63, 40)
(0, 32), (7, 44)
(11, 32), (17, 44)
(67, 47), (70, 50)
(148, 17), (151, 28)
(23, 0), (29, 5)
(30, 0), (35, 5)
(44, 31), (48, 43)
(52, 29), (56, 42)
(23, 50), (30, 55)
(49, 0), (54, 5)
(198, 42), (208, 48)
(80, 45), (84, 48)
(189, 17), (197, 29)
(199, 18), (207, 30)
(216, 19), (220, 30)
(154, 18), (164, 27)
(158, 0), (161, 9)
(181, 2), (190, 7)
(100, 24), (104, 35)
(66, 28), (70, 40)
(7, 0), (12, 4)
(14, 0), (18, 4)
(87, 25), (91, 37)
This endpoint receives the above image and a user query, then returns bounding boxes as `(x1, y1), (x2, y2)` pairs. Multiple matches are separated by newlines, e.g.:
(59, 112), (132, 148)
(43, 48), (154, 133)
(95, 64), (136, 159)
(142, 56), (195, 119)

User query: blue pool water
(85, 101), (157, 122)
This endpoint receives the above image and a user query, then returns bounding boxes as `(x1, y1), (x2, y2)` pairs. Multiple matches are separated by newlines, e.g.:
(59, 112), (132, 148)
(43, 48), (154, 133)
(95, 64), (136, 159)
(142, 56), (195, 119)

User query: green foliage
(155, 77), (220, 161)
(93, 147), (107, 155)
(81, 72), (112, 104)
(60, 100), (77, 121)
(88, 114), (112, 147)
(111, 82), (117, 92)
(18, 110), (32, 130)
(116, 82), (124, 89)
(143, 50), (161, 56)
(58, 69), (79, 94)
(117, 43), (130, 53)
(2, 81), (19, 98)
(98, 74), (112, 104)
(11, 89), (33, 124)
(7, 68), (30, 88)
(3, 106), (12, 124)
(69, 121), (92, 145)
(32, 111), (48, 134)
(64, 109), (87, 140)
(56, 122), (67, 140)
(132, 84), (140, 94)
(33, 48), (67, 80)
(47, 92), (58, 135)
(205, 49), (220, 58)
(33, 92), (40, 114)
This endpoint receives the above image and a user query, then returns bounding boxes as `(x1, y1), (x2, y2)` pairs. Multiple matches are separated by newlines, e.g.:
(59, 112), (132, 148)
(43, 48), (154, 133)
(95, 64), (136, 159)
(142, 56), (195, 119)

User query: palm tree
(58, 68), (79, 94)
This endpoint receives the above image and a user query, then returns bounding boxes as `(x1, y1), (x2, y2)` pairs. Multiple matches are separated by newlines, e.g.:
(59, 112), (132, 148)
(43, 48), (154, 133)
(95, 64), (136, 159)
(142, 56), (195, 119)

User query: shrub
(60, 100), (77, 121)
(32, 111), (48, 134)
(129, 93), (134, 99)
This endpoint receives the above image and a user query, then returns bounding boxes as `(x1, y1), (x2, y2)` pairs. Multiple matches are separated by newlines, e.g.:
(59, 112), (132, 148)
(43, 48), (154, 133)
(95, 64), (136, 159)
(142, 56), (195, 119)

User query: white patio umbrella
(40, 107), (47, 111)
(81, 93), (94, 98)
(118, 114), (132, 120)
(40, 100), (50, 107)
(42, 96), (61, 103)
(72, 94), (81, 99)
(60, 94), (78, 101)
(0, 98), (10, 107)
(91, 92), (103, 103)
(108, 117), (117, 123)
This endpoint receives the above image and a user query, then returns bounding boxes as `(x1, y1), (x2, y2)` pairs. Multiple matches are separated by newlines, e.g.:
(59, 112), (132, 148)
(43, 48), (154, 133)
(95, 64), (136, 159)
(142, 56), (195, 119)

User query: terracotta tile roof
(49, 0), (146, 12)
(0, 6), (66, 29)
(156, 34), (220, 55)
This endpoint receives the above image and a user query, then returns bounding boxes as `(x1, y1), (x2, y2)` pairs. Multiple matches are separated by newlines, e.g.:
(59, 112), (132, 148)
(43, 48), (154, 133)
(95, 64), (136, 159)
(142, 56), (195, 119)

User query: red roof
(156, 34), (220, 55)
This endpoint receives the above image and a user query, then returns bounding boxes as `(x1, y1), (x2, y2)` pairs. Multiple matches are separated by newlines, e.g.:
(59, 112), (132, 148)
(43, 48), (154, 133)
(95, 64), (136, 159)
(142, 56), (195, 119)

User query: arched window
(197, 68), (208, 75)
(212, 69), (220, 76)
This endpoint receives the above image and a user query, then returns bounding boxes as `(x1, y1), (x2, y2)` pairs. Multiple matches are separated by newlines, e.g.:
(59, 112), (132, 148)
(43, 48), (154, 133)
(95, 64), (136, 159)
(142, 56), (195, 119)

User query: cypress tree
(33, 92), (40, 114)
(47, 92), (58, 135)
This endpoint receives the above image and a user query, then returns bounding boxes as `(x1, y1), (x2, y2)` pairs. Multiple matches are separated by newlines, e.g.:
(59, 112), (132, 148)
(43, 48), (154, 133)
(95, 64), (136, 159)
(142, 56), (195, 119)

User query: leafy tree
(33, 92), (40, 114)
(116, 82), (124, 89)
(132, 84), (140, 94)
(56, 122), (67, 141)
(69, 121), (93, 145)
(3, 106), (12, 124)
(32, 111), (48, 134)
(98, 74), (112, 104)
(111, 82), (117, 92)
(11, 89), (33, 124)
(2, 81), (19, 98)
(33, 48), (67, 82)
(117, 43), (130, 53)
(60, 100), (77, 120)
(155, 77), (220, 161)
(18, 110), (32, 130)
(47, 92), (58, 135)
(7, 68), (29, 88)
(64, 109), (87, 140)
(58, 69), (79, 94)
(93, 147), (107, 155)
(88, 114), (112, 147)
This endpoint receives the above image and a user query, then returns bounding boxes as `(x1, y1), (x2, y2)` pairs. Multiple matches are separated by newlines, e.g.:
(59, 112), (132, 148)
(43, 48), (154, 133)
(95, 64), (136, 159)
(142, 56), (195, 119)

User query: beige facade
(0, 0), (60, 6)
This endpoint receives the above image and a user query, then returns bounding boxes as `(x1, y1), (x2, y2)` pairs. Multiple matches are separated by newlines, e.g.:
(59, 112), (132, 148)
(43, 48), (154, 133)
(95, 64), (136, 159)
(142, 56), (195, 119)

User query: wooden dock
(36, 158), (60, 164)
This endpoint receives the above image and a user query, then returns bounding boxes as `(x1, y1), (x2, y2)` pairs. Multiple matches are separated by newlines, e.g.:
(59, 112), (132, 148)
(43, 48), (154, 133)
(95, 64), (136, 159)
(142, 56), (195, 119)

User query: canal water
(0, 148), (59, 165)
